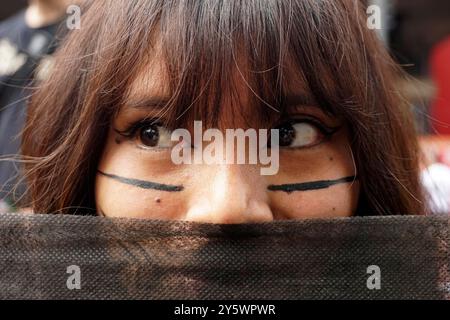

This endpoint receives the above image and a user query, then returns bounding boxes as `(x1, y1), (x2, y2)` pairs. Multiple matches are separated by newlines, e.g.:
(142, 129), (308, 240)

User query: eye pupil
(279, 124), (295, 147)
(140, 125), (159, 147)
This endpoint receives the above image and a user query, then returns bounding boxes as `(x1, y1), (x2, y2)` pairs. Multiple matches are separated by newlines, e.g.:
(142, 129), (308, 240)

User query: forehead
(123, 37), (316, 128)
(126, 38), (171, 99)
(127, 51), (309, 99)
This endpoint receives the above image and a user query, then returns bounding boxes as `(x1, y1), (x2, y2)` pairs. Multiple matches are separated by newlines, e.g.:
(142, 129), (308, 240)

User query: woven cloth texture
(0, 213), (449, 299)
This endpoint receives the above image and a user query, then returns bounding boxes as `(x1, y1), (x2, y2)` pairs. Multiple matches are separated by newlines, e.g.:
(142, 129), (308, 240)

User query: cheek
(269, 129), (359, 219)
(95, 132), (188, 219)
(95, 174), (186, 219)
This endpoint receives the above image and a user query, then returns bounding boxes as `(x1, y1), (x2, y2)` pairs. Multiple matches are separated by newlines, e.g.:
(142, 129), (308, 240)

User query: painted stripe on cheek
(268, 176), (358, 193)
(97, 171), (184, 192)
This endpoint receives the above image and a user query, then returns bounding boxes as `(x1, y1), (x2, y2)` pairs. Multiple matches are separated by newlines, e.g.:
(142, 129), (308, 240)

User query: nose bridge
(185, 163), (273, 224)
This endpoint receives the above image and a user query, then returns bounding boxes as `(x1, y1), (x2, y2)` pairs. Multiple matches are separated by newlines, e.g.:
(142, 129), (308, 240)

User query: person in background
(0, 0), (78, 212)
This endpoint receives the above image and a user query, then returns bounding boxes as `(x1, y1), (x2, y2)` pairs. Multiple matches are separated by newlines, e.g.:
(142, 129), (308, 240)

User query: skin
(95, 41), (360, 223)
(26, 0), (79, 28)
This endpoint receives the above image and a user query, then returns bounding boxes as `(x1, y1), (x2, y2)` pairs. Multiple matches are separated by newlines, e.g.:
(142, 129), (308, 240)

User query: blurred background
(364, 0), (450, 134)
(0, 1), (27, 21)
(365, 0), (450, 214)
(1, 0), (450, 213)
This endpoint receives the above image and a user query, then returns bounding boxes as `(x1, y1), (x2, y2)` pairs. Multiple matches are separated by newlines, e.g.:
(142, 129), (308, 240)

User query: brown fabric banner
(0, 213), (448, 299)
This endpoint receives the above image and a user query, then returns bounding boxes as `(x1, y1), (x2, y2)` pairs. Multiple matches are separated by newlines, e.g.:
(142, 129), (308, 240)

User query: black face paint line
(97, 171), (184, 192)
(268, 176), (358, 194)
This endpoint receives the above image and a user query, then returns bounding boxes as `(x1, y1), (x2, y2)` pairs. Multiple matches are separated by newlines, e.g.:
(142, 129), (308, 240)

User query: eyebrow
(284, 93), (337, 119)
(284, 94), (318, 107)
(122, 96), (172, 110)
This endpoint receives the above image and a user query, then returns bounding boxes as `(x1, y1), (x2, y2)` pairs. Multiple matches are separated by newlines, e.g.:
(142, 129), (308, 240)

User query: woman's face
(95, 50), (360, 223)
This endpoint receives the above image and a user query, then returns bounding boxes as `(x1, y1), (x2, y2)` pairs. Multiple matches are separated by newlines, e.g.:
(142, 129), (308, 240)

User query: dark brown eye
(138, 124), (172, 148)
(278, 123), (296, 147)
(139, 125), (159, 147)
(275, 120), (326, 148)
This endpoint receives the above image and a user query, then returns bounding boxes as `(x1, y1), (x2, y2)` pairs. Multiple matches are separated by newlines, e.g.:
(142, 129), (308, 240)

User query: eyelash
(115, 119), (163, 138)
(115, 115), (341, 148)
(282, 115), (339, 136)
(264, 115), (340, 150)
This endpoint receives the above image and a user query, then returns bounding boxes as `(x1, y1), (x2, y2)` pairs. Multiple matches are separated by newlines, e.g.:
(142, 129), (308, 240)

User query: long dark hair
(21, 0), (427, 215)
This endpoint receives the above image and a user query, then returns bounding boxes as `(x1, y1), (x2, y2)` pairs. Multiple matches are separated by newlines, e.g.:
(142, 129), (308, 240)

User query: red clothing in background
(430, 36), (450, 134)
